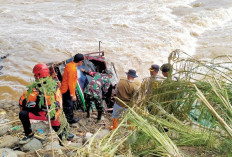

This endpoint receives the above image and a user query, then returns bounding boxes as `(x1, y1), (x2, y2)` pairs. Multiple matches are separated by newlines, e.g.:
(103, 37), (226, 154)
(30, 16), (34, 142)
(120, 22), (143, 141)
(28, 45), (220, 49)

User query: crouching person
(19, 63), (74, 145)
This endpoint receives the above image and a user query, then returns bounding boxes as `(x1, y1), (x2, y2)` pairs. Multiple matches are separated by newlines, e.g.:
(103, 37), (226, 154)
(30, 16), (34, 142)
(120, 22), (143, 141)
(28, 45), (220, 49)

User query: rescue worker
(60, 53), (84, 124)
(160, 63), (178, 81)
(132, 64), (164, 108)
(148, 64), (163, 89)
(160, 63), (179, 117)
(19, 63), (74, 144)
(110, 69), (139, 130)
(149, 64), (161, 77)
(84, 70), (112, 122)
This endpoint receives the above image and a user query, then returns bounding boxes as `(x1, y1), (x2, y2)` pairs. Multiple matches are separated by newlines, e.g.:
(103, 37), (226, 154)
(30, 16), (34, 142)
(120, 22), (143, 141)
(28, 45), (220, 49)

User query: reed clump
(33, 50), (232, 157)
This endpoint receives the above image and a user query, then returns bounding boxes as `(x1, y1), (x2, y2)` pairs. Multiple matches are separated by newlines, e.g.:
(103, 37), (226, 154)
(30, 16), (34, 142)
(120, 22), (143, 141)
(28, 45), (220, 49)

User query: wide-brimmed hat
(126, 69), (138, 78)
(149, 64), (160, 72)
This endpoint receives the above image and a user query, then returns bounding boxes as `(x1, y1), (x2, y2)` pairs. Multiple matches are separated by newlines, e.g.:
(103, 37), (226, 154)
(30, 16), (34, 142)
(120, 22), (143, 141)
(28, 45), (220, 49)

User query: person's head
(105, 69), (113, 78)
(149, 64), (159, 76)
(33, 63), (50, 80)
(126, 69), (138, 80)
(160, 63), (171, 77)
(74, 53), (84, 66)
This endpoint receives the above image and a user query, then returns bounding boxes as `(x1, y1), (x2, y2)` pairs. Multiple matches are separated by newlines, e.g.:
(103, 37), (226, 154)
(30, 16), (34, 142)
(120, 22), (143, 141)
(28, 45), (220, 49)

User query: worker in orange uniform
(60, 53), (84, 124)
(19, 63), (74, 144)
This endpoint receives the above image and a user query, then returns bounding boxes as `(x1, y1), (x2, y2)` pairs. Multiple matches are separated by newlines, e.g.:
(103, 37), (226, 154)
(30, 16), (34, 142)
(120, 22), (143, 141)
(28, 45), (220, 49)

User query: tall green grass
(35, 50), (232, 156)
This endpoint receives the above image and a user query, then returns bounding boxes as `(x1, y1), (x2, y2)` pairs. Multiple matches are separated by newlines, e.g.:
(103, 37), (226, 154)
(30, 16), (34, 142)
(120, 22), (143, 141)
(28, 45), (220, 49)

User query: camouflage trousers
(85, 94), (103, 120)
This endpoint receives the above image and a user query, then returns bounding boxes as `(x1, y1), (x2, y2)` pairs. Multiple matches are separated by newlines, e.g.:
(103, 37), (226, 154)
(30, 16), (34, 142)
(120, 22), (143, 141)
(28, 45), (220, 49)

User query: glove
(89, 71), (96, 76)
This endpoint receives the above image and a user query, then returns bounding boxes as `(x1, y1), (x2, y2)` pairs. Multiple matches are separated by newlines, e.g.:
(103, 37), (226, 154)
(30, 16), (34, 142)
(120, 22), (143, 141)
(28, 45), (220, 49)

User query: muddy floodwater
(0, 0), (231, 102)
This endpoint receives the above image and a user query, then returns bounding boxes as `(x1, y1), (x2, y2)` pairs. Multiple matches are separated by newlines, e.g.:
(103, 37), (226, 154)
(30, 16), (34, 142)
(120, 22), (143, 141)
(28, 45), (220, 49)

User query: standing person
(160, 63), (179, 115)
(84, 70), (113, 122)
(19, 63), (74, 144)
(60, 53), (84, 124)
(160, 63), (178, 81)
(110, 69), (139, 130)
(149, 64), (160, 77)
(148, 64), (163, 88)
(133, 64), (165, 108)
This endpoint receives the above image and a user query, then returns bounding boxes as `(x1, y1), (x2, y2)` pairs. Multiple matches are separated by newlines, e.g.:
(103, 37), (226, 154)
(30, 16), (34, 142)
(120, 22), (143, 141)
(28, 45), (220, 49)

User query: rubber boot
(86, 104), (90, 118)
(97, 110), (103, 121)
(110, 118), (119, 130)
(52, 126), (74, 146)
(58, 132), (74, 146)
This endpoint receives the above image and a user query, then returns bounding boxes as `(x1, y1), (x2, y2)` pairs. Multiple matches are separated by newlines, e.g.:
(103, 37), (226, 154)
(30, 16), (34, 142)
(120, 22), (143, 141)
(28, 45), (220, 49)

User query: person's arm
(101, 78), (111, 100)
(81, 69), (96, 76)
(132, 83), (140, 97)
(19, 89), (40, 113)
(68, 66), (77, 101)
(55, 88), (62, 110)
(102, 77), (111, 94)
(19, 92), (27, 112)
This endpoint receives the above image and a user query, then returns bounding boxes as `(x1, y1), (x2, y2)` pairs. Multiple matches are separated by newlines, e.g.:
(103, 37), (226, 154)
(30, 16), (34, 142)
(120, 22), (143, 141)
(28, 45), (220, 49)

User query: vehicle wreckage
(47, 51), (118, 113)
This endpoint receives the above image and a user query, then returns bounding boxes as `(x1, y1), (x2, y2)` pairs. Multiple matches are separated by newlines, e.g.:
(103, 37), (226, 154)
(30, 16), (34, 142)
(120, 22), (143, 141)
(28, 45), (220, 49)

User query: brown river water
(0, 0), (232, 102)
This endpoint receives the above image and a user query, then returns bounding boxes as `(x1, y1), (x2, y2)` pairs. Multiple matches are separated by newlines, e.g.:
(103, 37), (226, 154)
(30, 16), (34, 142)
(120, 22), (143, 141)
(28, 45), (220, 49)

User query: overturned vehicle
(47, 51), (118, 112)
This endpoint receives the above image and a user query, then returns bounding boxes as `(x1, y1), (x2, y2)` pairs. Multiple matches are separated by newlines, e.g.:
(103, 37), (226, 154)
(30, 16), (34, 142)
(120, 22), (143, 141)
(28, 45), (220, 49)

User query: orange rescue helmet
(33, 63), (50, 78)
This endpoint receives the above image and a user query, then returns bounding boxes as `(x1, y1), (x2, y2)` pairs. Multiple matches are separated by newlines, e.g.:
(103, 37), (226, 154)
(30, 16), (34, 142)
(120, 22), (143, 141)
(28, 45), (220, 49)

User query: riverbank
(1, 100), (231, 157)
(0, 52), (232, 156)
(0, 101), (113, 156)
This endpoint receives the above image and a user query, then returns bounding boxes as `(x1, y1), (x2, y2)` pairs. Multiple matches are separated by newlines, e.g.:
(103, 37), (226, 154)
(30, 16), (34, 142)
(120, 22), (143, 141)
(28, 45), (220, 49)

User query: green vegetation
(26, 77), (70, 139)
(26, 77), (57, 118)
(35, 50), (232, 156)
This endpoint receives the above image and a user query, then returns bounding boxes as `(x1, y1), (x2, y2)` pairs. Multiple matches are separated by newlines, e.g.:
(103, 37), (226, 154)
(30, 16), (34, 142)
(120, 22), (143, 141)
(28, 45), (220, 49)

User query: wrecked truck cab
(47, 51), (118, 112)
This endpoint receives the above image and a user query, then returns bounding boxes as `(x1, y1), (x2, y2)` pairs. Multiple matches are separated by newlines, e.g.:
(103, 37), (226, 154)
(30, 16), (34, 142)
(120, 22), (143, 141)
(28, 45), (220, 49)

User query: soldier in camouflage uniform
(84, 70), (112, 121)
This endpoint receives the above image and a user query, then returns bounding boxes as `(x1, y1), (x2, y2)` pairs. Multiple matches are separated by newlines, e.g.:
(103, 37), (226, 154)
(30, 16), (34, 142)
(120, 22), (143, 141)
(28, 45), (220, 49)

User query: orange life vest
(19, 87), (62, 119)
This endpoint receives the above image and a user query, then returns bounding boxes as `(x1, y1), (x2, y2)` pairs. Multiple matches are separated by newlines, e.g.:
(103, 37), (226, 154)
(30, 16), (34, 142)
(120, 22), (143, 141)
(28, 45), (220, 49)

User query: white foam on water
(0, 0), (232, 101)
(170, 0), (232, 55)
